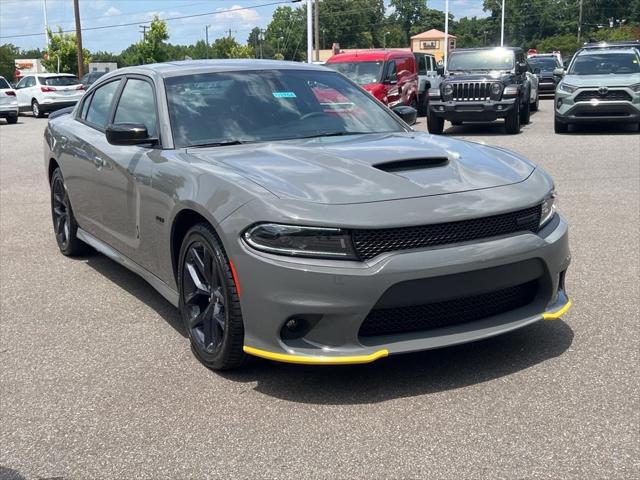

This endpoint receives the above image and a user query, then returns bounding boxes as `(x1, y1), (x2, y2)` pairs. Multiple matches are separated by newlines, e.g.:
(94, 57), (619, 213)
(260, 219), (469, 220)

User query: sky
(0, 0), (487, 53)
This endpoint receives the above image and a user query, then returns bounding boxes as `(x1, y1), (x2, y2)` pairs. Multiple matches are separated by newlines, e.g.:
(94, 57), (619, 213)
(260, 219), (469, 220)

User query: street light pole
(42, 0), (49, 47)
(383, 31), (390, 49)
(500, 0), (505, 47)
(205, 25), (210, 58)
(306, 0), (313, 63)
(577, 0), (583, 45)
(314, 0), (320, 61)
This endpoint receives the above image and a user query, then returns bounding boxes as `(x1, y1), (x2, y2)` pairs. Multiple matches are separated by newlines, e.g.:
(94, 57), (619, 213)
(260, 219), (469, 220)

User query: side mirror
(553, 67), (565, 76)
(392, 105), (417, 125)
(533, 67), (541, 74)
(436, 65), (445, 76)
(516, 62), (526, 74)
(106, 123), (157, 146)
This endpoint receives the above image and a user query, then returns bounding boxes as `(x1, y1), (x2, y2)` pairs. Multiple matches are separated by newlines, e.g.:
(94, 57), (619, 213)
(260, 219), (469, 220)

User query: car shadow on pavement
(82, 254), (187, 338)
(221, 319), (574, 405)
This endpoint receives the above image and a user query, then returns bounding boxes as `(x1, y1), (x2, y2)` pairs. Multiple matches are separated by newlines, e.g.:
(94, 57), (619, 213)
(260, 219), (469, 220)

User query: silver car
(554, 47), (640, 132)
(44, 60), (571, 370)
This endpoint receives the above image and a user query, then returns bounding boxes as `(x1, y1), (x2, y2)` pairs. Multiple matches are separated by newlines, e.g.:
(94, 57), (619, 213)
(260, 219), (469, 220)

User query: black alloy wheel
(179, 223), (245, 370)
(50, 168), (88, 256)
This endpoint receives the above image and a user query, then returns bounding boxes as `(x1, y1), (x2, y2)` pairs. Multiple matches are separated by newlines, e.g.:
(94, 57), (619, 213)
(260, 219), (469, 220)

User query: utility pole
(205, 25), (210, 58)
(500, 0), (505, 47)
(42, 0), (49, 48)
(306, 0), (313, 63)
(577, 0), (583, 45)
(226, 29), (234, 39)
(73, 0), (84, 79)
(314, 0), (320, 61)
(444, 0), (449, 72)
(139, 25), (148, 40)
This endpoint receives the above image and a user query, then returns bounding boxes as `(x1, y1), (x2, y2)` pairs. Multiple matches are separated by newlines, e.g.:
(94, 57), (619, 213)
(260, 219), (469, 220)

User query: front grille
(575, 90), (632, 102)
(359, 280), (538, 337)
(450, 82), (493, 101)
(352, 205), (541, 261)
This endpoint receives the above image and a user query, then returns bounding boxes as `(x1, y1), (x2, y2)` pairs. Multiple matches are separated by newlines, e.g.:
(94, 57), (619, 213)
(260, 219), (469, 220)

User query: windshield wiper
(293, 131), (373, 140)
(190, 140), (245, 148)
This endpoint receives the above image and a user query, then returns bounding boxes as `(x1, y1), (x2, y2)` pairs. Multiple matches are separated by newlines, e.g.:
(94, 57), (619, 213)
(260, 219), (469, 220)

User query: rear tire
(554, 116), (569, 134)
(531, 94), (539, 112)
(426, 110), (445, 134)
(504, 102), (521, 134)
(32, 100), (44, 118)
(6, 115), (18, 124)
(417, 94), (428, 116)
(178, 223), (246, 371)
(50, 168), (90, 256)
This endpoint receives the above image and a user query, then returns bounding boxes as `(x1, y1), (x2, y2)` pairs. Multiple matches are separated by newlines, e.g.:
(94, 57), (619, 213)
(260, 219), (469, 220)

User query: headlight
(442, 83), (454, 97)
(243, 223), (357, 260)
(630, 83), (640, 93)
(558, 83), (578, 94)
(540, 191), (557, 227)
(503, 85), (519, 97)
(490, 82), (503, 100)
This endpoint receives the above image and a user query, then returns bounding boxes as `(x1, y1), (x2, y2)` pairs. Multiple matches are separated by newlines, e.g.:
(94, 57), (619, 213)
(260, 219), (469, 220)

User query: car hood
(187, 133), (535, 205)
(444, 71), (514, 83)
(564, 73), (640, 87)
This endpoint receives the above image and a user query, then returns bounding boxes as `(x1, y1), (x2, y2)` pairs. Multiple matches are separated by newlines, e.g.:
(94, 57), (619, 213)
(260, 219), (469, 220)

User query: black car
(80, 71), (106, 87)
(427, 47), (535, 134)
(528, 55), (563, 94)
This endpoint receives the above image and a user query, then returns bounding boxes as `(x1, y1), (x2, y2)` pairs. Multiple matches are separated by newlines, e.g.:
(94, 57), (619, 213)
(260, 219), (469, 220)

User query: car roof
(577, 48), (639, 56)
(33, 73), (78, 78)
(327, 50), (413, 62)
(113, 59), (328, 78)
(452, 47), (523, 53)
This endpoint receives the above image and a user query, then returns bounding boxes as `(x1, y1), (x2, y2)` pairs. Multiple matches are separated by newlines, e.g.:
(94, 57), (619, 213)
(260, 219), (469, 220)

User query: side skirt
(77, 228), (180, 308)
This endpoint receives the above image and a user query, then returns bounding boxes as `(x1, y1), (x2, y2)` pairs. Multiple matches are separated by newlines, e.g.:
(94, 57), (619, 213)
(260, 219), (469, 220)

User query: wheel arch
(48, 158), (60, 184)
(170, 206), (226, 283)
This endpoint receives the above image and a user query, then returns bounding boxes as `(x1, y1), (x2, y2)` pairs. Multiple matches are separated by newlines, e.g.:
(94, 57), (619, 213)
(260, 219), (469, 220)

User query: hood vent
(373, 157), (449, 173)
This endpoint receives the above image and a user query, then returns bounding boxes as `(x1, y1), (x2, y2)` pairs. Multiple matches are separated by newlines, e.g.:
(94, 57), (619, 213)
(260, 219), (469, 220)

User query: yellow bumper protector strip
(542, 298), (572, 320)
(243, 345), (389, 365)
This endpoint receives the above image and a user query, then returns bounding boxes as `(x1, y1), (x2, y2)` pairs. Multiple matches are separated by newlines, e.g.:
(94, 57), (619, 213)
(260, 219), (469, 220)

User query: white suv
(15, 73), (85, 118)
(0, 75), (19, 124)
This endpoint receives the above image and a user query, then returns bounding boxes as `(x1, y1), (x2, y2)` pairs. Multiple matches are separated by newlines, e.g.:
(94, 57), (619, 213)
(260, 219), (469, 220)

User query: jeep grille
(450, 82), (494, 101)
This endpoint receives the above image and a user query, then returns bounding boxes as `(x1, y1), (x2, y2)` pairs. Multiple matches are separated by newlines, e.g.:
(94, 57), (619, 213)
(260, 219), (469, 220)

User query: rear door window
(85, 80), (121, 129)
(385, 60), (397, 82)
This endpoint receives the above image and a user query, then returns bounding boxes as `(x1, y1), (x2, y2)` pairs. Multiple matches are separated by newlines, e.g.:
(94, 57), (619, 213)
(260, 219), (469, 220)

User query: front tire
(6, 115), (18, 124)
(178, 223), (246, 370)
(426, 109), (445, 134)
(519, 95), (531, 124)
(554, 116), (569, 133)
(504, 102), (521, 134)
(417, 94), (428, 116)
(32, 100), (44, 118)
(531, 94), (539, 112)
(50, 168), (89, 256)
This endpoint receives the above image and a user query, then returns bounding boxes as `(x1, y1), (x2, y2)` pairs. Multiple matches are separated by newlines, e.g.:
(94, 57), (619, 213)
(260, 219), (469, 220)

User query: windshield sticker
(273, 91), (297, 98)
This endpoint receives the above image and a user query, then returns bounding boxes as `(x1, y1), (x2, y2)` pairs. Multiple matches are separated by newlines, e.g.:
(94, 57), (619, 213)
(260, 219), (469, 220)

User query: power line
(0, 0), (295, 40)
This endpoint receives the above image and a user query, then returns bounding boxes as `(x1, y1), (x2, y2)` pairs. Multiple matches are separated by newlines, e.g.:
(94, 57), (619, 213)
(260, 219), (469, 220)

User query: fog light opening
(280, 315), (321, 341)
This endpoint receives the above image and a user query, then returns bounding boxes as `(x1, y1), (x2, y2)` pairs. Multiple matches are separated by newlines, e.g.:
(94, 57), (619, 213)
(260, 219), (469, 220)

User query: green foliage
(536, 35), (579, 55)
(589, 25), (639, 42)
(0, 44), (19, 81)
(42, 28), (90, 74)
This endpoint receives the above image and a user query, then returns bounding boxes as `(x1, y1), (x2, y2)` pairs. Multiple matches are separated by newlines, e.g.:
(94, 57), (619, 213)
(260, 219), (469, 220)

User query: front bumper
(555, 100), (640, 124)
(538, 80), (557, 93)
(224, 208), (571, 365)
(429, 98), (517, 122)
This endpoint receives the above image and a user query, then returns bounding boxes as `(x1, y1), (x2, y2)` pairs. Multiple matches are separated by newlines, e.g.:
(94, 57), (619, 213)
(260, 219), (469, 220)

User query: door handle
(93, 156), (105, 169)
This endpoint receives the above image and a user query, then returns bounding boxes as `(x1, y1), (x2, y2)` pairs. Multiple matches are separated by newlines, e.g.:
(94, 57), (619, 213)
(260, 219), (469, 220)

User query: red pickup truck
(326, 50), (418, 110)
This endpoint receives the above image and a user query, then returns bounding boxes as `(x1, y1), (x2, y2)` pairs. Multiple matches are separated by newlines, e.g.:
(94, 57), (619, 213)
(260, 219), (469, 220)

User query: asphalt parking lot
(1, 102), (638, 479)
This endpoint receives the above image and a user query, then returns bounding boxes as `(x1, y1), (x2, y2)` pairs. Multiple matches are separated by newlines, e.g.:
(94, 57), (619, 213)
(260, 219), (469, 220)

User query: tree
(42, 28), (90, 74)
(0, 44), (19, 81)
(138, 16), (169, 64)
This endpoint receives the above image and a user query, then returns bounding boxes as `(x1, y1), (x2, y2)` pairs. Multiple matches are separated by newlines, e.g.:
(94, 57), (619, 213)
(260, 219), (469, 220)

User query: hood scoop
(373, 157), (449, 173)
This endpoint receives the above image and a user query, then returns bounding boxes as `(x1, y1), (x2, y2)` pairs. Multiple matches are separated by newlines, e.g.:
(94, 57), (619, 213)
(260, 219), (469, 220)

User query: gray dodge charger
(44, 60), (571, 370)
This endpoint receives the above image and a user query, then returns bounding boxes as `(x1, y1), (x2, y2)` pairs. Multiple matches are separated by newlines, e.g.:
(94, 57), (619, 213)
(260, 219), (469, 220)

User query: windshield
(165, 69), (405, 148)
(44, 76), (80, 86)
(528, 57), (560, 70)
(325, 61), (384, 85)
(569, 52), (640, 75)
(0, 77), (10, 89)
(448, 50), (515, 71)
